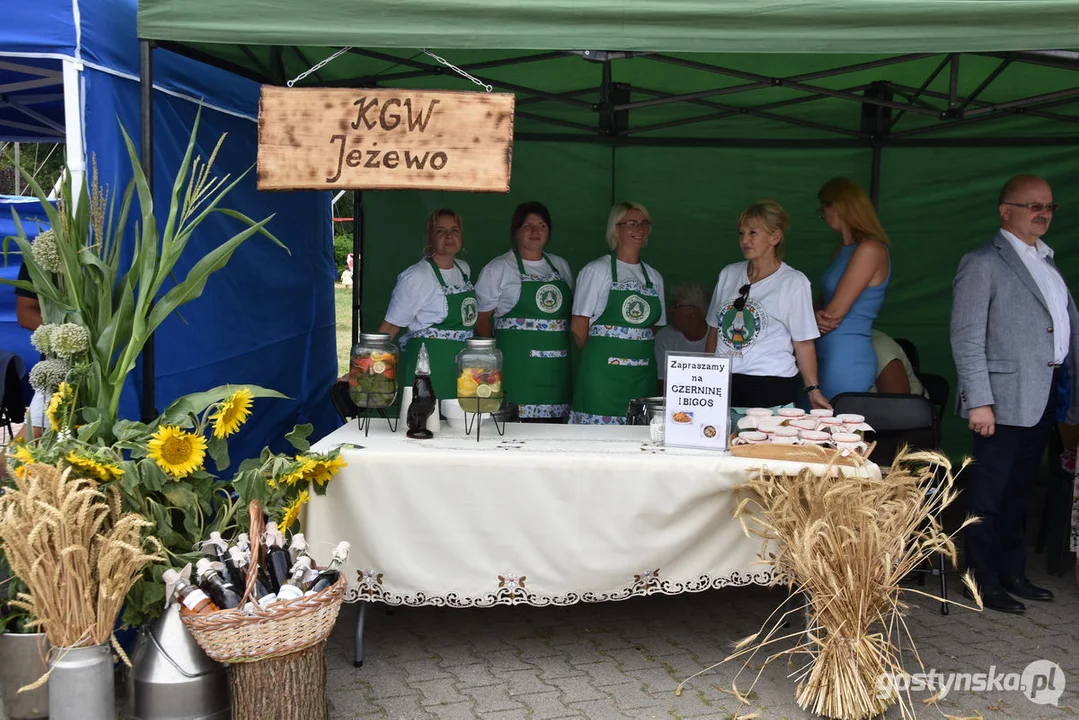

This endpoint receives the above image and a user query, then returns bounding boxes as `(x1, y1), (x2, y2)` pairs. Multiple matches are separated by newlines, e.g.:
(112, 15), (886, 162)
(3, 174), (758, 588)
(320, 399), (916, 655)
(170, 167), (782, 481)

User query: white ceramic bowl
(440, 398), (492, 430)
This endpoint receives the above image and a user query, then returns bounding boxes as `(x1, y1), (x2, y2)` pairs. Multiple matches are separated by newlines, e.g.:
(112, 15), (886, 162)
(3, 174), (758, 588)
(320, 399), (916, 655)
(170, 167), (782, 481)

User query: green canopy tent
(136, 0), (1079, 455)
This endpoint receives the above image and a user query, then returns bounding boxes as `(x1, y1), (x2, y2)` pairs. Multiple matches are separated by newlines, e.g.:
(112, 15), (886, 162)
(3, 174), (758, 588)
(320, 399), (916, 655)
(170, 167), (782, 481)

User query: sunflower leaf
(285, 423), (314, 453)
(139, 459), (169, 493)
(207, 436), (231, 473)
(161, 385), (288, 427)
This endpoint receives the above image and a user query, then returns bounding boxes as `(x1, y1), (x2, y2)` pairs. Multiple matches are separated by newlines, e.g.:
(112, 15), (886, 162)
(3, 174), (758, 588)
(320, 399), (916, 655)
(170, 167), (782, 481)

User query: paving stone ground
(324, 550), (1079, 720)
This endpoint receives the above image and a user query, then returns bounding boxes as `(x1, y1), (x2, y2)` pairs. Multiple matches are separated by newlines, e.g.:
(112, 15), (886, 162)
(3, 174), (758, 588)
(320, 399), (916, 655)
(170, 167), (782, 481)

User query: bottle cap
(162, 568), (180, 609)
(332, 541), (351, 564)
(264, 522), (285, 547)
(289, 533), (308, 551)
(194, 557), (213, 579)
(416, 343), (432, 375)
(290, 556), (314, 572)
(228, 546), (246, 564)
(236, 533), (250, 551)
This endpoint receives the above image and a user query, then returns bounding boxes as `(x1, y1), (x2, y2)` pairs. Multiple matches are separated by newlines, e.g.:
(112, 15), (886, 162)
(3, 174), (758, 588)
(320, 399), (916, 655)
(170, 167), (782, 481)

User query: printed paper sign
(663, 352), (731, 450)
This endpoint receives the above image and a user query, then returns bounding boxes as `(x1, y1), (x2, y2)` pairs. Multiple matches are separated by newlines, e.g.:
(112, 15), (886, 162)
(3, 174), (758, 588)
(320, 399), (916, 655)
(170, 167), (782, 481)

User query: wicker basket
(179, 500), (347, 663)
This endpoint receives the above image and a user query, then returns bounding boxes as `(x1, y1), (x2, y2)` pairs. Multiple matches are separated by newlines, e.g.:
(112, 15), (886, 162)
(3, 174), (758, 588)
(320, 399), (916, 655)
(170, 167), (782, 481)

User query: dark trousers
(965, 385), (1056, 590)
(731, 374), (799, 408)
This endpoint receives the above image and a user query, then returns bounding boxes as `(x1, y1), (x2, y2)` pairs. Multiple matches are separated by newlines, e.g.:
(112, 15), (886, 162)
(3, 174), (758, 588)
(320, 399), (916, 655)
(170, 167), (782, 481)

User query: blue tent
(0, 0), (338, 458)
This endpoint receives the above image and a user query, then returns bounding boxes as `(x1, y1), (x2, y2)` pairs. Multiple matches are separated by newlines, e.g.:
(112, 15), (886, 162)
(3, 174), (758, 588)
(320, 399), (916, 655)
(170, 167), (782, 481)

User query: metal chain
(287, 46), (354, 87)
(421, 49), (493, 92)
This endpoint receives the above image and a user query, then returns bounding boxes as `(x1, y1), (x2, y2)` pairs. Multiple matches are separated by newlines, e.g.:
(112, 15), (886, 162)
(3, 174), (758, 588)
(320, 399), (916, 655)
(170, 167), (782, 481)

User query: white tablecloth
(307, 422), (879, 607)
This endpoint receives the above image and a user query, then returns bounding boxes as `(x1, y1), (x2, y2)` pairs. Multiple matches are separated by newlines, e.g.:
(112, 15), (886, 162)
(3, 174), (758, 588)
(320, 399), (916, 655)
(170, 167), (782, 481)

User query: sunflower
(8, 441), (36, 478)
(45, 382), (74, 432)
(302, 453), (347, 487)
(280, 489), (311, 531)
(65, 451), (124, 483)
(279, 456), (317, 486)
(209, 388), (253, 439)
(147, 425), (207, 478)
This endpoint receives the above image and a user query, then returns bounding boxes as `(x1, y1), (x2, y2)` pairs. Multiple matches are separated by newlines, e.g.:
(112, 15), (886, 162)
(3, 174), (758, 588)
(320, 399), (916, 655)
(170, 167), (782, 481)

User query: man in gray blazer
(951, 174), (1079, 613)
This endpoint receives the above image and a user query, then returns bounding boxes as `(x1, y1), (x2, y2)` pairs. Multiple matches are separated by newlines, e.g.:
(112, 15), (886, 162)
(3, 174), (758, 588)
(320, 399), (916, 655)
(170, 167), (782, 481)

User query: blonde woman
(705, 200), (828, 410)
(569, 201), (666, 424)
(814, 177), (891, 399)
(377, 208), (476, 399)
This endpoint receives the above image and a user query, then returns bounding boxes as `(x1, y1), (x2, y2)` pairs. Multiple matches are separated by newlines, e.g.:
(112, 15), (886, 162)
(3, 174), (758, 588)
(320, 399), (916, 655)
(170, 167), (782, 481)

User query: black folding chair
(919, 372), (951, 425)
(330, 379), (361, 422)
(0, 350), (27, 439)
(831, 392), (951, 614)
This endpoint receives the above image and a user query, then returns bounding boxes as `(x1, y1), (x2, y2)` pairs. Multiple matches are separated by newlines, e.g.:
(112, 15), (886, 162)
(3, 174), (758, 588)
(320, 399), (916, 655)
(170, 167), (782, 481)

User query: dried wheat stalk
(678, 448), (982, 720)
(0, 462), (163, 649)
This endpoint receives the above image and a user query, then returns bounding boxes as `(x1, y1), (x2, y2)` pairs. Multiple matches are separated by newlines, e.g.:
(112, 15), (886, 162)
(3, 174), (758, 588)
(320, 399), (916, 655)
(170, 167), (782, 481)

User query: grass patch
(335, 284), (355, 377)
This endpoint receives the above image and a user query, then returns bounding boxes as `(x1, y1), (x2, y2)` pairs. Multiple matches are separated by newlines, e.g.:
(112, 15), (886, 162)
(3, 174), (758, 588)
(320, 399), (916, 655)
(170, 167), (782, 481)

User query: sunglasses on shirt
(733, 283), (750, 311)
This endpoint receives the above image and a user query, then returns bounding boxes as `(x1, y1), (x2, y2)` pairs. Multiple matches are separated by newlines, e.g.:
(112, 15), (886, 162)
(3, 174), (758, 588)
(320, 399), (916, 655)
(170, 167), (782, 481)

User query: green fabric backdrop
(362, 143), (1079, 457)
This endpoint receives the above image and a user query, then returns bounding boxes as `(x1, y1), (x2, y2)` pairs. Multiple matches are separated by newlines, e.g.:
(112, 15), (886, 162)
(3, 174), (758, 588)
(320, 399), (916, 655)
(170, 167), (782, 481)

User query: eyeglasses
(732, 283), (750, 311)
(617, 220), (652, 230)
(1005, 202), (1058, 213)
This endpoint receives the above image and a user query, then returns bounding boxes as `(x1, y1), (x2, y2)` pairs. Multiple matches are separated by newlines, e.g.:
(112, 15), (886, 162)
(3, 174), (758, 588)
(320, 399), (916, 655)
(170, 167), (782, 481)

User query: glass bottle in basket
(456, 338), (504, 414)
(276, 557), (314, 601)
(194, 558), (242, 609)
(163, 565), (219, 614)
(307, 541), (351, 594)
(349, 332), (399, 409)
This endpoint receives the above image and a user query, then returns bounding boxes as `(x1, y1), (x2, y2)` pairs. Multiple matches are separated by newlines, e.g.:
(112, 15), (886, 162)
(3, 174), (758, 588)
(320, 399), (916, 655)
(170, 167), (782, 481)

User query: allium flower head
(31, 229), (62, 273)
(30, 324), (55, 355)
(51, 323), (90, 357)
(28, 358), (69, 392)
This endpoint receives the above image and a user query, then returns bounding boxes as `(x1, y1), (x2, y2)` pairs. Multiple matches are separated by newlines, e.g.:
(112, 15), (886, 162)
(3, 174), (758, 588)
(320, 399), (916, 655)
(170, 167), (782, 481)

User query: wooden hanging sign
(257, 86), (514, 192)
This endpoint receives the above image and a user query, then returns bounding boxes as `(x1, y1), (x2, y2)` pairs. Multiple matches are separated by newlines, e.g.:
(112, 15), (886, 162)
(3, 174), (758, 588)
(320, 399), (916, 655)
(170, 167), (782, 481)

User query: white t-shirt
(474, 251), (575, 317)
(654, 325), (708, 379)
(384, 258), (472, 333)
(572, 256), (667, 326)
(706, 261), (818, 378)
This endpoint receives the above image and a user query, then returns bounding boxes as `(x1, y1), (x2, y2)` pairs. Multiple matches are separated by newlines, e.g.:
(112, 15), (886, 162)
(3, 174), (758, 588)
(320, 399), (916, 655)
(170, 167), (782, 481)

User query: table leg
(354, 600), (367, 668)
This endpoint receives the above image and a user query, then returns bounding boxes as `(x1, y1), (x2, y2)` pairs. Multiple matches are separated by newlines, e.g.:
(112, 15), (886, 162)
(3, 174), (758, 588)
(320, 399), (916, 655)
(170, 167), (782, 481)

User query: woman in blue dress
(814, 177), (891, 400)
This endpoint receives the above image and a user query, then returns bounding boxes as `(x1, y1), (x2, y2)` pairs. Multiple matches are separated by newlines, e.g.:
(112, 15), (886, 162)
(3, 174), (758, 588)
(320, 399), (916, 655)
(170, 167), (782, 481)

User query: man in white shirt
(654, 282), (710, 390)
(951, 174), (1079, 614)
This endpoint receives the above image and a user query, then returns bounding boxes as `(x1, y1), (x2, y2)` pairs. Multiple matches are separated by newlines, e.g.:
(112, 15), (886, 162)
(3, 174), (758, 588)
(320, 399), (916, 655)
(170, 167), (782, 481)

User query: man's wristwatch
(803, 384), (821, 393)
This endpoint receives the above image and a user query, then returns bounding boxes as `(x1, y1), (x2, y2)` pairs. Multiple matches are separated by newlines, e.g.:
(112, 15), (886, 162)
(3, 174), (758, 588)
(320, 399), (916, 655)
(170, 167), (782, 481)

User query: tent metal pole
(947, 54), (960, 111)
(139, 39), (157, 423)
(628, 86), (868, 138)
(345, 48), (593, 109)
(889, 83), (1079, 124)
(957, 59), (1011, 111)
(646, 54), (942, 118)
(962, 87), (1079, 117)
(889, 56), (952, 131)
(352, 190), (364, 347)
(870, 144), (882, 208)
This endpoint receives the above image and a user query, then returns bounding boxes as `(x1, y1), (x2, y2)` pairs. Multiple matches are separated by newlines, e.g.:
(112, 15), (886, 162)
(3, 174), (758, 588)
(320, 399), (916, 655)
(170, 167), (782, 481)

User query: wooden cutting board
(729, 441), (869, 467)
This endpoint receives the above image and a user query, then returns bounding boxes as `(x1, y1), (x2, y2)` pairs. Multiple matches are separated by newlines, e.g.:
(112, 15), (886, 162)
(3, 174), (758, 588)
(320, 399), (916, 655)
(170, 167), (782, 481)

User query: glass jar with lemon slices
(349, 332), (399, 408)
(456, 338), (504, 414)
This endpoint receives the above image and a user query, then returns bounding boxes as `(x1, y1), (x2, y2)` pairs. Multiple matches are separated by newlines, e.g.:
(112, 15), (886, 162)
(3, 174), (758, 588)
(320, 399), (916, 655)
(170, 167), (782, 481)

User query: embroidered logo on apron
(621, 294), (651, 324)
(535, 284), (564, 314)
(461, 297), (478, 327)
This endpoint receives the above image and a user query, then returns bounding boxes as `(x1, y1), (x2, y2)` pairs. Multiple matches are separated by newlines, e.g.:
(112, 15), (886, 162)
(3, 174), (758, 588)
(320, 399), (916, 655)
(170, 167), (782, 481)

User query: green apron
(570, 254), (662, 424)
(401, 258), (477, 400)
(494, 251), (573, 419)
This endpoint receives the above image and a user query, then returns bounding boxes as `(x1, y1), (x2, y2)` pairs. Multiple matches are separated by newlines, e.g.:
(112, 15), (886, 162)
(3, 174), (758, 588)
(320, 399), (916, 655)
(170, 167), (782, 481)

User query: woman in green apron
(474, 202), (574, 420)
(570, 202), (666, 424)
(377, 209), (477, 399)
